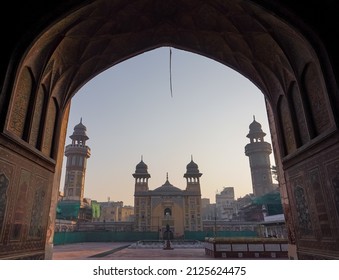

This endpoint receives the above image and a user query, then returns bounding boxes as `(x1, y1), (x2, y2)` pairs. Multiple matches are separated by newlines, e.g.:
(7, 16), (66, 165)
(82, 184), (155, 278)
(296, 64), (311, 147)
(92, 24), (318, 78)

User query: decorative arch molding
(7, 67), (35, 139)
(7, 0), (330, 129)
(6, 1), (334, 156)
(301, 62), (333, 136)
(41, 97), (59, 159)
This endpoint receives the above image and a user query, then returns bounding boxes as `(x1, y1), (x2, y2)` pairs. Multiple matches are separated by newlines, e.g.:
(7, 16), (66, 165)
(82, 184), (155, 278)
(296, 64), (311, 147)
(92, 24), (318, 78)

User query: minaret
(133, 156), (151, 231)
(63, 118), (91, 205)
(245, 116), (274, 197)
(184, 156), (203, 231)
(133, 156), (151, 193)
(184, 155), (202, 194)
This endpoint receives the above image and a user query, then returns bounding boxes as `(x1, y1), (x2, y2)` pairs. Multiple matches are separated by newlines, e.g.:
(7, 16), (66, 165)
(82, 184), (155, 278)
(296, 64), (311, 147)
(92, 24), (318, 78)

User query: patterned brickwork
(285, 142), (339, 257)
(302, 63), (332, 135)
(0, 145), (54, 259)
(7, 68), (32, 138)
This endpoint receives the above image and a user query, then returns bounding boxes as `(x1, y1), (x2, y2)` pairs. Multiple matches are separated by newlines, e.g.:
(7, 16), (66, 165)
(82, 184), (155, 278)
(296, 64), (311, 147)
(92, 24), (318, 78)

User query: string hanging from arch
(169, 47), (173, 98)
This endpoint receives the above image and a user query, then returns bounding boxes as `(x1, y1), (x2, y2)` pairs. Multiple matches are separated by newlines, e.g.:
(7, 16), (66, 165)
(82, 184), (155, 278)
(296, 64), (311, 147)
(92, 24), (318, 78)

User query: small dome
(186, 159), (200, 174)
(247, 116), (266, 139)
(132, 157), (151, 178)
(136, 160), (148, 171)
(184, 156), (202, 178)
(70, 118), (89, 140)
(249, 119), (263, 134)
(74, 122), (86, 130)
(134, 157), (150, 175)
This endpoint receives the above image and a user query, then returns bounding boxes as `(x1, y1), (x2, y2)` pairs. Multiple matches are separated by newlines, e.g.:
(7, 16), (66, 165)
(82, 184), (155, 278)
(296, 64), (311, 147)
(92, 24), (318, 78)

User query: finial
(166, 172), (169, 181)
(141, 155), (143, 161)
(191, 154), (193, 161)
(80, 117), (83, 123)
(253, 115), (255, 121)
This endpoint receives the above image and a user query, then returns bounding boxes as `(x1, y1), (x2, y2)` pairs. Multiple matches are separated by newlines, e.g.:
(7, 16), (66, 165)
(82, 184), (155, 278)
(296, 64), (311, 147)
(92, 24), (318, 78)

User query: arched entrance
(0, 0), (338, 259)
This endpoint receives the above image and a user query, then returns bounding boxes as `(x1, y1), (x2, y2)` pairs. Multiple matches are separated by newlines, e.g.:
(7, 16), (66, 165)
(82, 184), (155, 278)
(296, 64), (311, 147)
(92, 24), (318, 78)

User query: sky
(59, 47), (276, 206)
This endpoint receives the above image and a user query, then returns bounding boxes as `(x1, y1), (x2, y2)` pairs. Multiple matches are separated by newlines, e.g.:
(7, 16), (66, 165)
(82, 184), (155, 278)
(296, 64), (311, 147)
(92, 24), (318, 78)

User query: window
(164, 208), (172, 217)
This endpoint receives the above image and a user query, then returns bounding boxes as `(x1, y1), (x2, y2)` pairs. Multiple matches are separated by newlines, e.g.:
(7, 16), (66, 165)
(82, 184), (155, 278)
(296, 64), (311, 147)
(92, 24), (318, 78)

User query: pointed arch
(277, 95), (296, 156)
(301, 62), (332, 136)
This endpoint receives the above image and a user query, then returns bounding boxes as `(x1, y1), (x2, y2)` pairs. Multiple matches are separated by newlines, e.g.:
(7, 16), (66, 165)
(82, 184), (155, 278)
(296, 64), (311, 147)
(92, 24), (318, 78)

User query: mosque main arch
(0, 0), (338, 259)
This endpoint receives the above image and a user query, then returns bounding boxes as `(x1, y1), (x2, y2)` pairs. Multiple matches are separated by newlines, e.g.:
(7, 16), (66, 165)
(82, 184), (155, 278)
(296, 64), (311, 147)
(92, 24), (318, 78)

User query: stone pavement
(52, 242), (215, 260)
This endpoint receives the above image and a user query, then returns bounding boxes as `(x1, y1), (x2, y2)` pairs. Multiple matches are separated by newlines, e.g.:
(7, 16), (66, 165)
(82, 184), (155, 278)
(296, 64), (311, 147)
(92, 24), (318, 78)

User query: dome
(135, 160), (148, 171)
(74, 122), (86, 130)
(184, 156), (202, 178)
(153, 178), (183, 194)
(70, 118), (89, 140)
(187, 160), (198, 169)
(133, 157), (150, 176)
(247, 116), (266, 139)
(249, 119), (263, 134)
(186, 159), (200, 174)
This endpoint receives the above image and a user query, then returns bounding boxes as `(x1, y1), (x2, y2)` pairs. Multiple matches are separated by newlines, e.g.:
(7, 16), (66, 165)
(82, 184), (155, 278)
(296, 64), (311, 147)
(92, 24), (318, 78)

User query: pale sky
(60, 47), (276, 206)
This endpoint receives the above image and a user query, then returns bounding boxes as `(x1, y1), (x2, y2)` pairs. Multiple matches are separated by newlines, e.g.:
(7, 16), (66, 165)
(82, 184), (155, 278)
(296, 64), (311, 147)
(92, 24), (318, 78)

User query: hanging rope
(169, 47), (173, 98)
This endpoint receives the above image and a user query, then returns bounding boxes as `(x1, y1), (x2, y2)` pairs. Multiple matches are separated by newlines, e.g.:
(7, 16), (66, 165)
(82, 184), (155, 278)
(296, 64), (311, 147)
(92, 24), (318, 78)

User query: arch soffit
(17, 0), (322, 110)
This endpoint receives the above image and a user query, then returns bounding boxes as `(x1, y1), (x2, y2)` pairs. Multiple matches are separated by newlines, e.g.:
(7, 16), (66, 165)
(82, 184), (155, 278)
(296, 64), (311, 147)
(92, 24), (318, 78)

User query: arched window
(164, 208), (172, 217)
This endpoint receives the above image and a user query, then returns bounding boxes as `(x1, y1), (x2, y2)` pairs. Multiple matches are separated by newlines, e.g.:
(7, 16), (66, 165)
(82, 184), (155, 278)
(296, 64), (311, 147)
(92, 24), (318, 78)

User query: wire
(169, 47), (173, 98)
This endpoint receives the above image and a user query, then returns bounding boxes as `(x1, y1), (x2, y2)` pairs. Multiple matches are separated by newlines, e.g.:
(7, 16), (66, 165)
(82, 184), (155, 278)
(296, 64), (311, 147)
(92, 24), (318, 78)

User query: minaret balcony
(65, 144), (91, 157)
(245, 142), (272, 155)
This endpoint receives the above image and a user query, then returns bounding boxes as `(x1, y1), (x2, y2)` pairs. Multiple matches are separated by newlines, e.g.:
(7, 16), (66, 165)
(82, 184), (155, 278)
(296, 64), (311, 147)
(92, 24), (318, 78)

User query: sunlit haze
(60, 47), (276, 206)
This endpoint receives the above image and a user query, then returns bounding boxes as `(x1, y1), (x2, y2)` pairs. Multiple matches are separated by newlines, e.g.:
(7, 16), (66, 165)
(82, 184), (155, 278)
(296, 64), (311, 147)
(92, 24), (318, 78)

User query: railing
(204, 237), (288, 259)
(129, 239), (203, 249)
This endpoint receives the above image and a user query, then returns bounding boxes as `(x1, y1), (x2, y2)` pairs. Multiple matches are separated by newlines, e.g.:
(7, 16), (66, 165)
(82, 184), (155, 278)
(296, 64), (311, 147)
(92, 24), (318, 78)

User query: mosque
(58, 116), (278, 236)
(133, 156), (203, 238)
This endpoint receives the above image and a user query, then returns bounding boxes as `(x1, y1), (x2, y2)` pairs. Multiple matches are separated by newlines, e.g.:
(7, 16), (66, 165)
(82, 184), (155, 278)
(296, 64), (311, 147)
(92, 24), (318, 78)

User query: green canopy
(56, 201), (80, 220)
(252, 191), (283, 215)
(252, 191), (282, 205)
(91, 201), (101, 219)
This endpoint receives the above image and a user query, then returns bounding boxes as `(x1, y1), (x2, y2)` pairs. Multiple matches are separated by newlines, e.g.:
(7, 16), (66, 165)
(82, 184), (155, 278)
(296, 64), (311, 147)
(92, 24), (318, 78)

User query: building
(215, 187), (237, 221)
(201, 201), (216, 221)
(98, 200), (134, 222)
(201, 198), (210, 209)
(133, 157), (203, 238)
(57, 119), (92, 221)
(75, 200), (134, 232)
(245, 116), (275, 197)
(201, 198), (216, 221)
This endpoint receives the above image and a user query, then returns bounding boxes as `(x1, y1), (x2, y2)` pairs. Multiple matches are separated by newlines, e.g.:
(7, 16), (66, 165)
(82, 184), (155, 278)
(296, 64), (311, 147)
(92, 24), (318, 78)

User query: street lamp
(214, 189), (218, 237)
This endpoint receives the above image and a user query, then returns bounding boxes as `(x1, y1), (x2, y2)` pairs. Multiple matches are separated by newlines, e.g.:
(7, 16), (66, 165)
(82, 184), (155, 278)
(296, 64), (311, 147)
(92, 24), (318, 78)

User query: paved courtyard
(52, 242), (214, 260)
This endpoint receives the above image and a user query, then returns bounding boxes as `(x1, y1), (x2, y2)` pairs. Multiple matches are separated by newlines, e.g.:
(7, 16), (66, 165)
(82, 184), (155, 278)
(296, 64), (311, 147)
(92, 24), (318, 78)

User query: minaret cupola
(184, 155), (202, 193)
(133, 156), (151, 192)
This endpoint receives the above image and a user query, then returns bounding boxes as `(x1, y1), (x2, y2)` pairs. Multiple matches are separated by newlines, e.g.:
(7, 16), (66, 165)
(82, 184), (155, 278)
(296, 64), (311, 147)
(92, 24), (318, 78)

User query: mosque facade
(133, 157), (203, 238)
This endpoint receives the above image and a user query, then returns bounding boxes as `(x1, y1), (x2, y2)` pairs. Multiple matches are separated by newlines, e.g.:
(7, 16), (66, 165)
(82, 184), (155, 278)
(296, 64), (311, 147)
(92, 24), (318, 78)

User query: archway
(0, 0), (338, 260)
